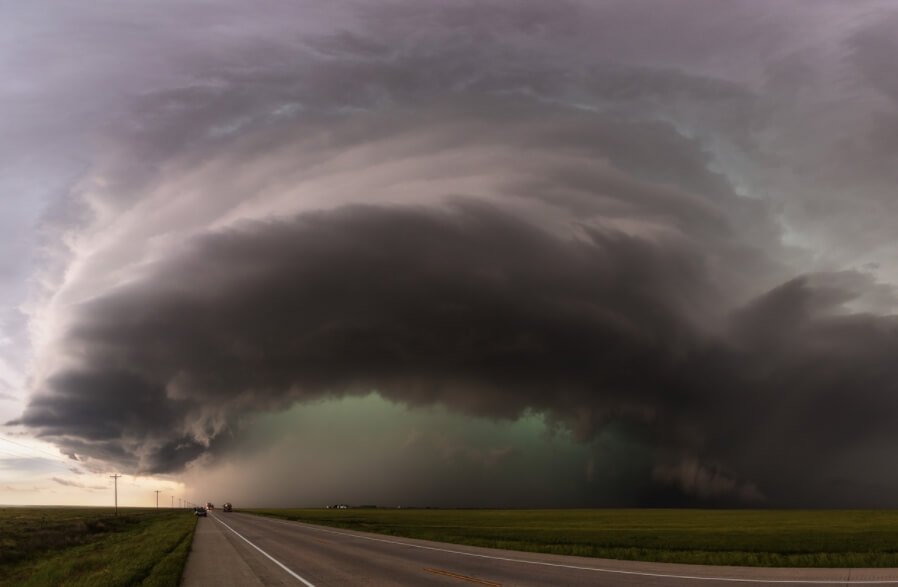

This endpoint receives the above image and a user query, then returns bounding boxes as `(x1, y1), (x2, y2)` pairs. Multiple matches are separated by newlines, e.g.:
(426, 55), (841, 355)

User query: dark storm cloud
(12, 0), (898, 505)
(21, 202), (710, 471)
(19, 202), (898, 505)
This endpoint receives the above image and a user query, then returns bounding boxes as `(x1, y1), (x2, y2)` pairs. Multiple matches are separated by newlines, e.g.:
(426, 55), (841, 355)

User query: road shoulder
(181, 514), (294, 586)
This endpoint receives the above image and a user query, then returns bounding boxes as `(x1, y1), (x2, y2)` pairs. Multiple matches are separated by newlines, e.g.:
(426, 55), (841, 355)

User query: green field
(0, 507), (196, 587)
(245, 508), (898, 567)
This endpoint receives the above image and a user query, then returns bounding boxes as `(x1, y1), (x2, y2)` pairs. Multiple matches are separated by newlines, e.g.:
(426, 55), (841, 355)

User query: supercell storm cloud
(6, 0), (898, 506)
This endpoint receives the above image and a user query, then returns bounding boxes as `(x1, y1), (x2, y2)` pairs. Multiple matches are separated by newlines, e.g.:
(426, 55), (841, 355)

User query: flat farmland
(0, 507), (196, 587)
(246, 508), (898, 567)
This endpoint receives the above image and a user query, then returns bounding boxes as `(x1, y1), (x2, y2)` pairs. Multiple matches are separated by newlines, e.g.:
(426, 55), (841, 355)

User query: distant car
(194, 507), (207, 517)
(223, 502), (232, 512)
(206, 502), (214, 510)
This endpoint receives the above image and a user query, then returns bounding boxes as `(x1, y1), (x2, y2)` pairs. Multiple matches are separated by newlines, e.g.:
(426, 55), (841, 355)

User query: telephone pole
(154, 490), (161, 509)
(110, 474), (121, 516)
(171, 495), (174, 508)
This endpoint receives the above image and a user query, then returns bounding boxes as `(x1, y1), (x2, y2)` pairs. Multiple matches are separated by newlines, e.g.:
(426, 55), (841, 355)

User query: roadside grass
(0, 507), (196, 587)
(244, 508), (898, 567)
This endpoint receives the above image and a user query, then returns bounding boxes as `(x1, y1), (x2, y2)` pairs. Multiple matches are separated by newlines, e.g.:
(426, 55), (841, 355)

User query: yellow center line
(422, 567), (502, 587)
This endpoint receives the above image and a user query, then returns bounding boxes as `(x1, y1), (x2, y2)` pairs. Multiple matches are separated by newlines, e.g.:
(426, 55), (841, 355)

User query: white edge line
(251, 514), (898, 585)
(211, 513), (316, 587)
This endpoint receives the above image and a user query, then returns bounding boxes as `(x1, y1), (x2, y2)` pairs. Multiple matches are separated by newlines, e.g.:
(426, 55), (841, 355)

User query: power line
(0, 435), (94, 478)
(0, 447), (26, 459)
(0, 446), (86, 475)
(0, 434), (74, 463)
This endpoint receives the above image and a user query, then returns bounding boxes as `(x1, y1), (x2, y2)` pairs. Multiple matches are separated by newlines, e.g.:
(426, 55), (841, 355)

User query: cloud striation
(10, 0), (898, 506)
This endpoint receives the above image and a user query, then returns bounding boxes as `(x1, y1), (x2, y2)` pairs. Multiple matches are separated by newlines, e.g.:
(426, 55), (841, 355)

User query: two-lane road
(181, 512), (898, 586)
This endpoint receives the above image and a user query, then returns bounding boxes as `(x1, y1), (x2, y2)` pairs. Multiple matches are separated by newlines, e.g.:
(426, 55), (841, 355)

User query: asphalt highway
(180, 511), (898, 586)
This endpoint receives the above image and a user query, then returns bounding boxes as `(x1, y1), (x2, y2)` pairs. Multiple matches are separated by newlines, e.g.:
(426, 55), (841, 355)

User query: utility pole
(110, 474), (121, 516)
(171, 495), (174, 508)
(154, 490), (161, 509)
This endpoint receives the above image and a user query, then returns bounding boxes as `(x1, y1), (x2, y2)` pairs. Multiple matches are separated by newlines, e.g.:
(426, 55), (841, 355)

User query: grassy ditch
(245, 508), (898, 567)
(0, 507), (196, 587)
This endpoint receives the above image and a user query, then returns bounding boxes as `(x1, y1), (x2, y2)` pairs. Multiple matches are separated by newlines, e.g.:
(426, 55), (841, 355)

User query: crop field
(0, 507), (196, 587)
(246, 508), (898, 567)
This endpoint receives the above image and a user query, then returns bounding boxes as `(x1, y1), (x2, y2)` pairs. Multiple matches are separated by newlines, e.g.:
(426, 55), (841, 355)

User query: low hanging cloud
(10, 0), (898, 506)
(653, 458), (764, 503)
(51, 477), (106, 491)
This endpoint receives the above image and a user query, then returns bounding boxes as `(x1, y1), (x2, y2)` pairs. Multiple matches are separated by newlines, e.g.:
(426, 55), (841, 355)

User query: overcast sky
(3, 0), (898, 508)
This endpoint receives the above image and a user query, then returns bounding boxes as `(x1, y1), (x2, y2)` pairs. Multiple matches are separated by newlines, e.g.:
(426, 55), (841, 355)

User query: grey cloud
(73, 0), (770, 216)
(851, 12), (898, 104)
(50, 477), (105, 491)
(0, 457), (63, 474)
(1, 485), (43, 494)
